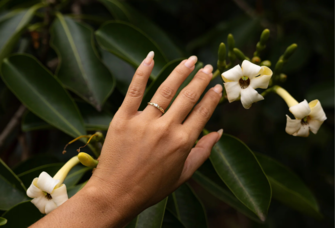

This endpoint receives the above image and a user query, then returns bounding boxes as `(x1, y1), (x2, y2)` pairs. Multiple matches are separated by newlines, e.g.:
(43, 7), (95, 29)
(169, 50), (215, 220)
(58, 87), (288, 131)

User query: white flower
(286, 99), (327, 137)
(26, 171), (68, 214)
(221, 60), (273, 109)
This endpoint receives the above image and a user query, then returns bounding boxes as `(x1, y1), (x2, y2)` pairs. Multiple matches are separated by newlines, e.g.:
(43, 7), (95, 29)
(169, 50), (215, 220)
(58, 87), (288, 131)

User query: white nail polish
(144, 51), (155, 65)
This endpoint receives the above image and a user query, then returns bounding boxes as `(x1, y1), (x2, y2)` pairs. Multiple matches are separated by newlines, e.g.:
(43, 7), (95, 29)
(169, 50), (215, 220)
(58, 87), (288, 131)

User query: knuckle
(127, 85), (142, 98)
(182, 89), (198, 102)
(196, 105), (211, 119)
(174, 66), (187, 75)
(175, 132), (189, 147)
(158, 85), (174, 99)
(110, 119), (125, 131)
(135, 70), (145, 77)
(195, 72), (210, 82)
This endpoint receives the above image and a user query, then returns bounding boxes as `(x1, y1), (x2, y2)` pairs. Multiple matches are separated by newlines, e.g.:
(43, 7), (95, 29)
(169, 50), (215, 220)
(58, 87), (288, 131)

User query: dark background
(0, 0), (333, 227)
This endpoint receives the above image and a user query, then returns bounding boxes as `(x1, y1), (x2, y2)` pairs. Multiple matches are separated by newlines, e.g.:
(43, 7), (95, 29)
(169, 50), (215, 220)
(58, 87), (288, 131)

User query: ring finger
(143, 56), (198, 117)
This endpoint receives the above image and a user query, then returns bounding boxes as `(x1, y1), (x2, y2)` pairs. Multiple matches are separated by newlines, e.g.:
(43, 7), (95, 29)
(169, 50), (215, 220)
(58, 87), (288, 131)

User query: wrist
(79, 176), (142, 227)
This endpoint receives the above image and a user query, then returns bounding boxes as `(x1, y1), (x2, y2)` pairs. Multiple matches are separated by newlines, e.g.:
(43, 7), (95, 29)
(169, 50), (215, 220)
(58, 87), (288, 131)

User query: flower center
(45, 192), (52, 200)
(239, 76), (250, 89)
(301, 116), (309, 125)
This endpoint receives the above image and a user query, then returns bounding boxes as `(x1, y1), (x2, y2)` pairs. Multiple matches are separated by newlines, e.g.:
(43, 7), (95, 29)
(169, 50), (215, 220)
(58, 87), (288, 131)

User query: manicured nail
(202, 64), (213, 74)
(216, 129), (224, 142)
(144, 51), (154, 65)
(213, 84), (223, 94)
(184, 56), (197, 68)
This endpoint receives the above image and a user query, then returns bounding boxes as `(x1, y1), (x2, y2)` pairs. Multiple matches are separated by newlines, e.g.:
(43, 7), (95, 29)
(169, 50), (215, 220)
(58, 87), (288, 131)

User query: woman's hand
(31, 52), (222, 228)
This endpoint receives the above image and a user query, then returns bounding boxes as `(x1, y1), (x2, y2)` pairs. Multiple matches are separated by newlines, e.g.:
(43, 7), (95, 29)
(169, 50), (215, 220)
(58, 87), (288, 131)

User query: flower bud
(260, 60), (271, 67)
(282, 43), (297, 60)
(233, 48), (250, 61)
(252, 56), (261, 64)
(78, 152), (99, 168)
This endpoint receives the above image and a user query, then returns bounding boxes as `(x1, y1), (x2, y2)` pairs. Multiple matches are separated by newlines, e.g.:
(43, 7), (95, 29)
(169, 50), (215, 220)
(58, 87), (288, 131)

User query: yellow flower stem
(78, 152), (99, 168)
(53, 156), (80, 188)
(272, 86), (299, 107)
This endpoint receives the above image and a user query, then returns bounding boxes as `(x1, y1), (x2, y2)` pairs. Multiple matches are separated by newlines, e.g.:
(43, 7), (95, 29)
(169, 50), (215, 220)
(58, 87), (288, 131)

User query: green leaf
(13, 154), (60, 175)
(192, 160), (262, 222)
(209, 134), (271, 221)
(0, 4), (42, 65)
(170, 184), (207, 228)
(2, 201), (43, 227)
(0, 217), (7, 226)
(63, 165), (90, 188)
(22, 102), (113, 132)
(1, 54), (86, 138)
(17, 163), (63, 188)
(100, 49), (135, 95)
(0, 159), (28, 211)
(255, 153), (323, 219)
(139, 59), (182, 110)
(95, 21), (168, 79)
(99, 0), (182, 60)
(50, 13), (115, 111)
(127, 198), (167, 228)
(162, 209), (185, 228)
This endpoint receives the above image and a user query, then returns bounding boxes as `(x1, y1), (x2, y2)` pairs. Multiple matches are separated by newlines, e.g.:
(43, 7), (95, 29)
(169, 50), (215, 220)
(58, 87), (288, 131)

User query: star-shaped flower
(26, 171), (68, 214)
(222, 60), (273, 109)
(286, 99), (327, 137)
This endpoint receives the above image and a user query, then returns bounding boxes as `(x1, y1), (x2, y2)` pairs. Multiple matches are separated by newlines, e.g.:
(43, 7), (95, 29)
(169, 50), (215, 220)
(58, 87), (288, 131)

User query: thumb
(177, 129), (223, 185)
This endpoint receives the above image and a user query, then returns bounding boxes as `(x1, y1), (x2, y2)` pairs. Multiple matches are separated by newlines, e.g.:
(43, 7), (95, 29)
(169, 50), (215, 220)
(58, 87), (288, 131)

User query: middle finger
(165, 64), (213, 123)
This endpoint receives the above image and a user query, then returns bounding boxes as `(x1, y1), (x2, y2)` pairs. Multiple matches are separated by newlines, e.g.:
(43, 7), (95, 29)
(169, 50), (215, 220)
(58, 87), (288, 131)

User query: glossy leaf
(256, 153), (323, 219)
(0, 217), (7, 226)
(192, 160), (261, 222)
(1, 54), (86, 138)
(50, 13), (115, 111)
(95, 21), (168, 79)
(0, 4), (41, 64)
(17, 163), (63, 188)
(127, 198), (167, 228)
(99, 0), (182, 60)
(22, 102), (113, 132)
(170, 184), (207, 228)
(139, 59), (182, 110)
(162, 209), (185, 228)
(100, 49), (135, 95)
(209, 134), (271, 221)
(2, 201), (43, 227)
(13, 154), (60, 175)
(0, 159), (28, 210)
(63, 165), (90, 188)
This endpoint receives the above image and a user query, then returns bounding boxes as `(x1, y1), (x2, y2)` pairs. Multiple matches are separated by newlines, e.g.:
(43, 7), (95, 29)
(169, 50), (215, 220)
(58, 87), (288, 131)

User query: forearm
(30, 179), (137, 228)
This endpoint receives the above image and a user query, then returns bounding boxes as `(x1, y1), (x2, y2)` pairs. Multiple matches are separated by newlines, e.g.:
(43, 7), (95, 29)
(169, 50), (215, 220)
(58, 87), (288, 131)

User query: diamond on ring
(147, 102), (165, 114)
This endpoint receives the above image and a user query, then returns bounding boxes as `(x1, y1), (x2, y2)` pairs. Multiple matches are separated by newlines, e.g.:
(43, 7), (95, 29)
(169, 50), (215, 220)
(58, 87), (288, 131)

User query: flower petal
(31, 196), (48, 214)
(308, 119), (323, 134)
(293, 124), (310, 137)
(221, 64), (243, 82)
(224, 81), (241, 102)
(289, 100), (311, 119)
(37, 172), (59, 194)
(51, 184), (68, 206)
(285, 115), (302, 135)
(241, 60), (261, 79)
(250, 75), (272, 89)
(27, 178), (44, 198)
(308, 100), (327, 122)
(240, 87), (264, 109)
(45, 200), (57, 214)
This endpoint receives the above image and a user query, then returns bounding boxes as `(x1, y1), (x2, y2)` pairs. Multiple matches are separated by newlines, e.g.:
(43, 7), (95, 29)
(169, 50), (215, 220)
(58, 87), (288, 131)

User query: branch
(0, 105), (26, 148)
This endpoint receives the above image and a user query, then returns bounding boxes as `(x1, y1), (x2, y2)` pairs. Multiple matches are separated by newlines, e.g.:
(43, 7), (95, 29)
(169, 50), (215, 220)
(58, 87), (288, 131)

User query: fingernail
(216, 129), (224, 142)
(144, 51), (155, 65)
(213, 84), (223, 94)
(202, 64), (213, 74)
(184, 56), (197, 68)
